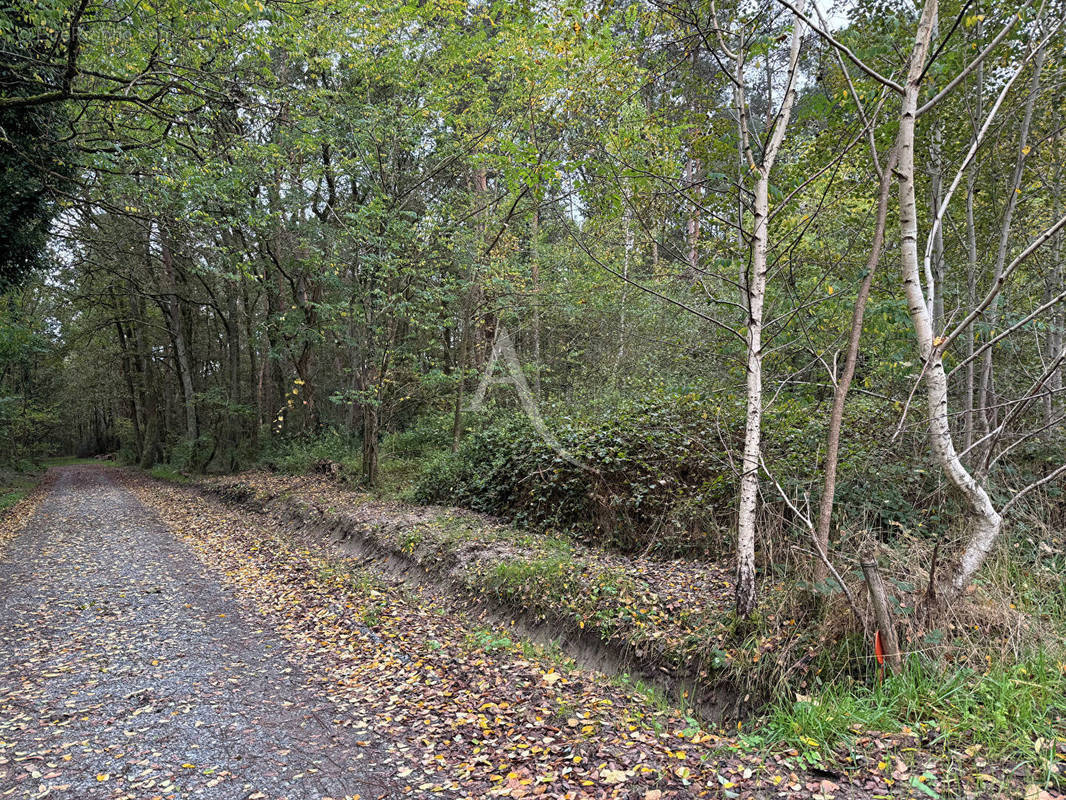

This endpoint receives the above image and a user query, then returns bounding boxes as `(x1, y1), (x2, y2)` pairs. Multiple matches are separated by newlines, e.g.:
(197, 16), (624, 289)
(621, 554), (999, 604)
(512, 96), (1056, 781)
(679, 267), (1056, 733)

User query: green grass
(0, 472), (41, 511)
(465, 627), (515, 652)
(764, 651), (1066, 769)
(0, 488), (28, 511)
(431, 513), (492, 545)
(360, 601), (385, 626)
(372, 453), (435, 501)
(611, 673), (676, 715)
(985, 546), (1066, 637)
(149, 465), (192, 484)
(485, 554), (575, 597)
(478, 537), (578, 599)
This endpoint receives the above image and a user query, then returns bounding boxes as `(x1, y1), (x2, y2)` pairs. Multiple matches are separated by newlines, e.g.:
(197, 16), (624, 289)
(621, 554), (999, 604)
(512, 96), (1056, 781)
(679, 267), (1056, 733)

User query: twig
(759, 456), (865, 626)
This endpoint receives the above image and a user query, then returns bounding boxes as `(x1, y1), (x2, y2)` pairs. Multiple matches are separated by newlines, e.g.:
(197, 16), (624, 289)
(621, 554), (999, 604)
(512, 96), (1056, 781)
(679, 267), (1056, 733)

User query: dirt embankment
(192, 472), (799, 723)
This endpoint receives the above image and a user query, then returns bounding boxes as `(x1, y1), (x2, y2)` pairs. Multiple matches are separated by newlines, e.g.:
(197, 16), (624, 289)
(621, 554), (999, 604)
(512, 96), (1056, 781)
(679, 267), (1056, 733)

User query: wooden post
(860, 551), (902, 674)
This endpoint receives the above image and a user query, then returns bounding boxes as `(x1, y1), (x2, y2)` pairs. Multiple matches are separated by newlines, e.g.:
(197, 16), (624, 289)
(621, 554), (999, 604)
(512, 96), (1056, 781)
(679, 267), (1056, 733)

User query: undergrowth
(258, 416), (450, 497)
(260, 429), (364, 477)
(40, 455), (104, 468)
(765, 652), (1065, 776)
(176, 401), (1066, 786)
(0, 468), (43, 512)
(481, 525), (1066, 776)
(414, 394), (966, 558)
(756, 526), (1066, 783)
(0, 487), (29, 511)
(149, 464), (192, 484)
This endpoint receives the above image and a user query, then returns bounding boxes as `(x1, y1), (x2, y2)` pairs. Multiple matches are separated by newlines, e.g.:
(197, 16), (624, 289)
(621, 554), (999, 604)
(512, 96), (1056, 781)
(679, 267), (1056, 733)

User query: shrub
(259, 429), (363, 479)
(415, 391), (958, 556)
(168, 434), (216, 473)
(415, 394), (741, 555)
(374, 413), (453, 498)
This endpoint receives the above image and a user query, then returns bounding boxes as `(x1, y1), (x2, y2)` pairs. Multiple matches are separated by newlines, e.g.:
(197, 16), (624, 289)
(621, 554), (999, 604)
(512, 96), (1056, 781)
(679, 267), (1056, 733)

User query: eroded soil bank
(198, 471), (747, 723)
(1, 465), (1055, 798)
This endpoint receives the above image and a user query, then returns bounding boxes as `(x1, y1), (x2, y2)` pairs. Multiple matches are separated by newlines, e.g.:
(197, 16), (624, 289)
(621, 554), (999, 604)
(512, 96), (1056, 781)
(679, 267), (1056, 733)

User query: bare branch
(771, 0), (904, 94)
(1001, 463), (1066, 516)
(938, 214), (1066, 355)
(916, 1), (1036, 116)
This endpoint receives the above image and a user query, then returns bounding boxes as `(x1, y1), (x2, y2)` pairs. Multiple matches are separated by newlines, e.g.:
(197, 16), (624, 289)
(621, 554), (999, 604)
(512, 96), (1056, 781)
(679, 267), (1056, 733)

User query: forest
(1, 0), (1065, 795)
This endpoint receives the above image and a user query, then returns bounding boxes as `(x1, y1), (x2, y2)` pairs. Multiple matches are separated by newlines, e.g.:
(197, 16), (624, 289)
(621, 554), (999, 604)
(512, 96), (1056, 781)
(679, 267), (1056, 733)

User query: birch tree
(712, 0), (808, 616)
(794, 0), (1065, 614)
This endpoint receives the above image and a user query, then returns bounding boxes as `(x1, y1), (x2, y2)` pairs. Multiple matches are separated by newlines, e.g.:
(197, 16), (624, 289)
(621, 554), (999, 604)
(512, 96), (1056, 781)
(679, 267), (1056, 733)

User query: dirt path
(0, 466), (392, 800)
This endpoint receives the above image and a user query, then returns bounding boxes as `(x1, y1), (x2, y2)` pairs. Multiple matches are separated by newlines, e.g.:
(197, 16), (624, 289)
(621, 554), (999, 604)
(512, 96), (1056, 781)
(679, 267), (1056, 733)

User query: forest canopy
(1, 0), (1063, 624)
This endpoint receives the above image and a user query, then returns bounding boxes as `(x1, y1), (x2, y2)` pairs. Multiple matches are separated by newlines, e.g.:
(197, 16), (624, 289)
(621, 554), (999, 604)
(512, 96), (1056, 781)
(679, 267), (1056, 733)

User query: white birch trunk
(895, 0), (1002, 607)
(977, 43), (1046, 453)
(736, 175), (769, 616)
(734, 3), (805, 616)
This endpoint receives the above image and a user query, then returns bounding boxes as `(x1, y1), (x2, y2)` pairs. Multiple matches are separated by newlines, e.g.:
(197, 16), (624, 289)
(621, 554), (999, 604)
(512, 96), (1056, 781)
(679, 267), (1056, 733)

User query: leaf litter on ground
(125, 468), (1064, 799)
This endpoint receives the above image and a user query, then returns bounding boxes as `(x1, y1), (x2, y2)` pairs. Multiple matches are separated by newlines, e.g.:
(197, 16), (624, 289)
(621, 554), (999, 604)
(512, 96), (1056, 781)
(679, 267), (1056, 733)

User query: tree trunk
(451, 296), (469, 453)
(1046, 234), (1064, 435)
(684, 156), (701, 282)
(362, 403), (379, 487)
(132, 291), (163, 469)
(735, 174), (768, 617)
(895, 0), (1002, 613)
(962, 18), (984, 456)
(225, 285), (242, 470)
(732, 2), (804, 617)
(241, 270), (261, 447)
(617, 188), (633, 377)
(861, 551), (902, 673)
(976, 43), (1046, 460)
(530, 204), (543, 399)
(813, 150), (896, 581)
(964, 162), (978, 454)
(158, 222), (198, 443)
(928, 125), (946, 330)
(1045, 154), (1064, 435)
(113, 317), (143, 459)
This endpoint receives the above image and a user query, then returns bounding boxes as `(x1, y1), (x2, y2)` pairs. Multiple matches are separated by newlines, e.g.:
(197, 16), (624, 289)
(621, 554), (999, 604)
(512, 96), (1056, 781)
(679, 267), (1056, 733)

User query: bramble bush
(415, 392), (960, 557)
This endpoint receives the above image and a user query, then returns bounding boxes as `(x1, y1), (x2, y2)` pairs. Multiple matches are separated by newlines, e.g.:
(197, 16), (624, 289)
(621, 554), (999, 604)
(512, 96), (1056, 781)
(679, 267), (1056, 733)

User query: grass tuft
(765, 651), (1066, 767)
(149, 465), (191, 484)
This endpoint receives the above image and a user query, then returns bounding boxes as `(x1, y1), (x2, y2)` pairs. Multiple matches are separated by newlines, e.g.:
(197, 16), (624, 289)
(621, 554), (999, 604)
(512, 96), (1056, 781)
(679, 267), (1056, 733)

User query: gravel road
(0, 466), (390, 800)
